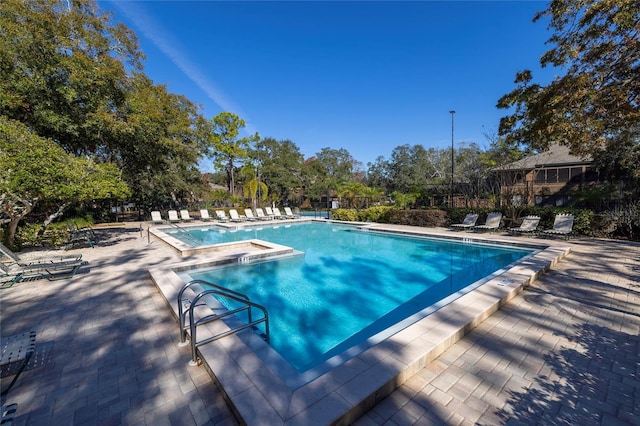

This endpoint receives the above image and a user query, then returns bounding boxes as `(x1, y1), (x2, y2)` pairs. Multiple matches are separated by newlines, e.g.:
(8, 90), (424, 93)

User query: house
(496, 144), (600, 207)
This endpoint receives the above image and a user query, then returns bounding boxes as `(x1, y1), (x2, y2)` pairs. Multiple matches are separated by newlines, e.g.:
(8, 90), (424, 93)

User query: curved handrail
(187, 288), (269, 365)
(178, 279), (249, 344)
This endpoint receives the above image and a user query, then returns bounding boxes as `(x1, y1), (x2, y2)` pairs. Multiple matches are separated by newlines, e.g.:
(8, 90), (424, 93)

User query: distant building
(496, 144), (600, 207)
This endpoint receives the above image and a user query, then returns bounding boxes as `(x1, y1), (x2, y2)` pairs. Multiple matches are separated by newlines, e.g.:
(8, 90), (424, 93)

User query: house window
(535, 170), (545, 183)
(546, 168), (558, 183)
(558, 168), (570, 182)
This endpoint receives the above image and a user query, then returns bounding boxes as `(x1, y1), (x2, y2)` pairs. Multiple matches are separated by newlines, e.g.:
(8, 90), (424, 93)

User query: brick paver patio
(1, 223), (638, 425)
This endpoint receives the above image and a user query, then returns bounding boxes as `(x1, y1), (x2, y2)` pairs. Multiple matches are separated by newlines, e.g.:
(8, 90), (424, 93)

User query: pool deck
(0, 221), (638, 425)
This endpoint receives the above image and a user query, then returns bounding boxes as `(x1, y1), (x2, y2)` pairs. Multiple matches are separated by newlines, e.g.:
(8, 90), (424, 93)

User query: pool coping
(148, 222), (570, 425)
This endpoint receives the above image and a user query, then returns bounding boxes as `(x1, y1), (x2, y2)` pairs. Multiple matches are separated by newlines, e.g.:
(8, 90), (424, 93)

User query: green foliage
(251, 138), (304, 205)
(330, 209), (361, 222)
(497, 0), (640, 176)
(330, 206), (393, 222)
(0, 0), (208, 210)
(0, 116), (129, 245)
(360, 206), (392, 222)
(603, 202), (640, 240)
(206, 112), (260, 193)
(15, 222), (67, 249)
(0, 0), (143, 154)
(391, 191), (418, 208)
(384, 209), (449, 227)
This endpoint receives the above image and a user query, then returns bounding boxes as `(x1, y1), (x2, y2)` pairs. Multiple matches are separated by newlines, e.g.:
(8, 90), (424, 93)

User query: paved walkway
(1, 223), (639, 425)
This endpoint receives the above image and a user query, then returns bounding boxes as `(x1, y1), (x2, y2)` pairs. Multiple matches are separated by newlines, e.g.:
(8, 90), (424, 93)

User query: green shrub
(15, 222), (66, 249)
(383, 209), (448, 227)
(360, 206), (393, 222)
(330, 208), (360, 221)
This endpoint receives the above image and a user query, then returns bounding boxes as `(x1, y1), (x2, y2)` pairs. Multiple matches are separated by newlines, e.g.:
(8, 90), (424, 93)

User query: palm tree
(391, 191), (418, 209)
(241, 166), (268, 210)
(338, 182), (366, 208)
(361, 186), (384, 208)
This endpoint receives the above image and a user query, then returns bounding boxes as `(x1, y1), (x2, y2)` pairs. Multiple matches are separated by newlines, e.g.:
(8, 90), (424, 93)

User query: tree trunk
(5, 217), (21, 249)
(38, 203), (69, 237)
(1, 198), (35, 249)
(227, 159), (235, 194)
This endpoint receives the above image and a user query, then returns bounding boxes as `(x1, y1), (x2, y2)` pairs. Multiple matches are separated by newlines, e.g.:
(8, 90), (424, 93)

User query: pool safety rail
(177, 280), (270, 366)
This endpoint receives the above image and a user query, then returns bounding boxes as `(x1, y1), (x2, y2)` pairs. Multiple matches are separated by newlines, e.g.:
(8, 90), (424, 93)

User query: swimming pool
(172, 222), (534, 373)
(149, 221), (569, 424)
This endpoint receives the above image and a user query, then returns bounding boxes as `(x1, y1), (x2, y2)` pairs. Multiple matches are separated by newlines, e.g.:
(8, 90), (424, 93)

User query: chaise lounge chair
(1, 256), (87, 288)
(272, 207), (286, 220)
(66, 222), (95, 249)
(542, 213), (574, 239)
(450, 213), (479, 230)
(228, 209), (245, 222)
(244, 209), (258, 221)
(215, 210), (230, 222)
(474, 212), (502, 232)
(200, 209), (213, 221)
(283, 207), (300, 219)
(508, 215), (541, 236)
(255, 208), (272, 220)
(151, 210), (164, 224)
(0, 242), (82, 266)
(180, 210), (194, 222)
(168, 210), (181, 223)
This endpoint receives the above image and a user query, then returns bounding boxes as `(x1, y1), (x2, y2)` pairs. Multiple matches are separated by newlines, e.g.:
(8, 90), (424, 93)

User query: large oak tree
(497, 0), (640, 179)
(0, 117), (129, 247)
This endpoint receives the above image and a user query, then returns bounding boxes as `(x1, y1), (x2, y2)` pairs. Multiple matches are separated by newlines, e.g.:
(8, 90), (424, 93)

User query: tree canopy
(206, 112), (260, 194)
(498, 0), (640, 177)
(0, 116), (129, 245)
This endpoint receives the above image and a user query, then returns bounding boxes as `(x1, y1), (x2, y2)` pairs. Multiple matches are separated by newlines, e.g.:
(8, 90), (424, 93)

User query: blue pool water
(175, 222), (533, 372)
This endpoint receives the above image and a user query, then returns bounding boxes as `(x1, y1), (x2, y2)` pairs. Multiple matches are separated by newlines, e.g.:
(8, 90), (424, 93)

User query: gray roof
(500, 144), (592, 170)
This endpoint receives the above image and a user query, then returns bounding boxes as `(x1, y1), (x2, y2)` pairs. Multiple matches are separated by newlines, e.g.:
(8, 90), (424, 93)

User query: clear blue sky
(101, 1), (556, 170)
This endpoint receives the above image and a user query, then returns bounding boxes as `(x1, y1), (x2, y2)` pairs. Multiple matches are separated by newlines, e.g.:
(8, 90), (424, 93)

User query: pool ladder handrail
(178, 280), (270, 366)
(178, 280), (249, 342)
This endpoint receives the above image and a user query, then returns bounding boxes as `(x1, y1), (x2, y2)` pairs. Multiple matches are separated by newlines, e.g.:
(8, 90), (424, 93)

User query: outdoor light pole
(449, 110), (455, 208)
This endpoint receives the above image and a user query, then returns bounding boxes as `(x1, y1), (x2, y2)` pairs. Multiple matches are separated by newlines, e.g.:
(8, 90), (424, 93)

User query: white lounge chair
(283, 207), (300, 219)
(244, 209), (258, 221)
(151, 210), (164, 224)
(542, 213), (574, 239)
(474, 212), (502, 232)
(264, 206), (276, 218)
(180, 209), (194, 222)
(509, 215), (540, 236)
(228, 209), (245, 222)
(272, 208), (285, 220)
(215, 210), (230, 222)
(168, 210), (181, 223)
(255, 208), (272, 220)
(450, 213), (479, 230)
(200, 209), (212, 221)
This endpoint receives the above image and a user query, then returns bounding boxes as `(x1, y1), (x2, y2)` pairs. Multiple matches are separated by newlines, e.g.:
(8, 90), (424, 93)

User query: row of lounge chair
(451, 213), (574, 238)
(0, 242), (88, 288)
(151, 207), (301, 224)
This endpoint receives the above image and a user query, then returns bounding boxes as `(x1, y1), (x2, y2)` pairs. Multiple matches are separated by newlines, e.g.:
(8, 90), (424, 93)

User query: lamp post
(449, 110), (455, 208)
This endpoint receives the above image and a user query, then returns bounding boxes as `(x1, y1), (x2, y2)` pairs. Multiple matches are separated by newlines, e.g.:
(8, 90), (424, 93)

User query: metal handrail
(177, 280), (269, 366)
(178, 280), (249, 344)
